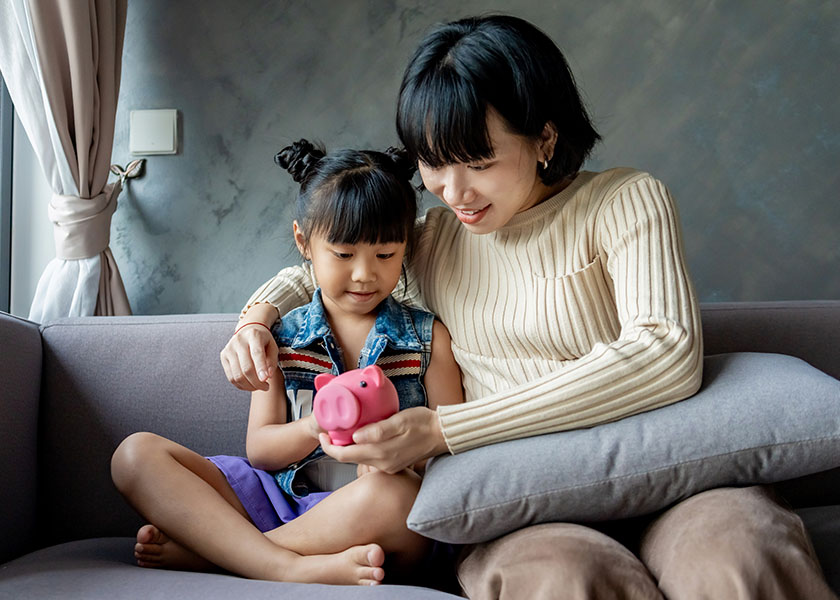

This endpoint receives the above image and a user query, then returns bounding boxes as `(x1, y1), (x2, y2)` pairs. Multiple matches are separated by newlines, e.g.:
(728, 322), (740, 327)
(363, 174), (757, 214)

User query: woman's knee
(642, 486), (832, 600)
(458, 523), (662, 600)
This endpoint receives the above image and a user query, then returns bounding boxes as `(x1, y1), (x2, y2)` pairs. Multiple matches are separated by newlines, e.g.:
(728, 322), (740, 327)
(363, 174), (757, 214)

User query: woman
(221, 15), (834, 599)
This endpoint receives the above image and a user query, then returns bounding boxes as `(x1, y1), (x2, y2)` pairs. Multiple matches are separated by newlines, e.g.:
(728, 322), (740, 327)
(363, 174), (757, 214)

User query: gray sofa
(1, 301), (839, 599)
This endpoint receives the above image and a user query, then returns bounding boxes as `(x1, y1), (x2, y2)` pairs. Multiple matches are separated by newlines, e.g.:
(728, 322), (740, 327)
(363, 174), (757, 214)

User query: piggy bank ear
(360, 365), (385, 387)
(314, 373), (336, 391)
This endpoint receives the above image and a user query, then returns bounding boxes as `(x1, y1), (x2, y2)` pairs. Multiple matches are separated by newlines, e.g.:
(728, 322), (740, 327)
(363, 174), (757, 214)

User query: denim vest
(272, 288), (434, 497)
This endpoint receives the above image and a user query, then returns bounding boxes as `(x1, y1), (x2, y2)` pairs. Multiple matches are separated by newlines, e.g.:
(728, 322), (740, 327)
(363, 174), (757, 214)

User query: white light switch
(129, 109), (178, 155)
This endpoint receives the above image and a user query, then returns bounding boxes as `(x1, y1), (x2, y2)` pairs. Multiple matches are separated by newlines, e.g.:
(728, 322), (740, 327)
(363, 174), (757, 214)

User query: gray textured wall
(110, 0), (840, 314)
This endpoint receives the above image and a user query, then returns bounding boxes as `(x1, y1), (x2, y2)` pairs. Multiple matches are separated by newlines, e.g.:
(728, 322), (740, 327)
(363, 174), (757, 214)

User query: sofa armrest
(0, 312), (41, 563)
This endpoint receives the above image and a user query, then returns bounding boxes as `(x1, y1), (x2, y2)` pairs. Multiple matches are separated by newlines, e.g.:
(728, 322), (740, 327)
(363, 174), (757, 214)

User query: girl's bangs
(316, 182), (410, 247)
(399, 68), (494, 168)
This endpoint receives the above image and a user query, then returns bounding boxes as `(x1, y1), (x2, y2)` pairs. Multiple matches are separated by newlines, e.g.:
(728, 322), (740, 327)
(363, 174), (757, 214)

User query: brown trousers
(457, 486), (836, 600)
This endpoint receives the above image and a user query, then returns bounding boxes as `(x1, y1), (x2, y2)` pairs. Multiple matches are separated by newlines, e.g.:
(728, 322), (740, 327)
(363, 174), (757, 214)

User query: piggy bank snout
(314, 386), (361, 431)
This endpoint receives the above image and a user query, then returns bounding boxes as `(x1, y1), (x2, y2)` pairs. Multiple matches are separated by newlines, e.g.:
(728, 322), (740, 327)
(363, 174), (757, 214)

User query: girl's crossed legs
(110, 432), (430, 585)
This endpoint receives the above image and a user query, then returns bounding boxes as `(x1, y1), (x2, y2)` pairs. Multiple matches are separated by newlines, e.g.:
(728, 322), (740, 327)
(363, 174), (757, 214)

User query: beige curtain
(0, 0), (130, 320)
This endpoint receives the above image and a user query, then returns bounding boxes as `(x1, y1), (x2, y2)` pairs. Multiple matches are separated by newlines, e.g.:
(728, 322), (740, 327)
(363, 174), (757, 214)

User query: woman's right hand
(220, 304), (280, 392)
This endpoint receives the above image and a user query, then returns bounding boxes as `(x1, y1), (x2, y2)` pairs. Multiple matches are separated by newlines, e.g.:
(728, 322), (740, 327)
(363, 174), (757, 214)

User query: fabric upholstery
(0, 312), (41, 563)
(0, 538), (459, 599)
(408, 352), (840, 543)
(701, 301), (840, 380)
(37, 314), (248, 546)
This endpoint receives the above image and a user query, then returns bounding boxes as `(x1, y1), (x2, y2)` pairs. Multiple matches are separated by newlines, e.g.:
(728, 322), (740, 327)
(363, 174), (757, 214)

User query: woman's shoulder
(583, 167), (660, 196)
(579, 168), (675, 214)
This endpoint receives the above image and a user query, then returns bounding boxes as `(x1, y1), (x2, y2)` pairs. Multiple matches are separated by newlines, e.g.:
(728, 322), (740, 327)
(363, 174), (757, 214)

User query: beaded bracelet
(235, 321), (273, 335)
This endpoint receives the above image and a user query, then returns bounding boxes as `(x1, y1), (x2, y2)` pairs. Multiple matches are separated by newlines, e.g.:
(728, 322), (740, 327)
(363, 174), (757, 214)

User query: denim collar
(290, 288), (424, 352)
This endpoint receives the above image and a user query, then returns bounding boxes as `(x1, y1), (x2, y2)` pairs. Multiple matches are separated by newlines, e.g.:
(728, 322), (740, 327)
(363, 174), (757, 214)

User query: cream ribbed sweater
(243, 168), (703, 453)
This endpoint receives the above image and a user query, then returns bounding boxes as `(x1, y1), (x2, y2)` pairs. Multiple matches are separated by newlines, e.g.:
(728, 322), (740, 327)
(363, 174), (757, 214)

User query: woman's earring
(542, 159), (549, 170)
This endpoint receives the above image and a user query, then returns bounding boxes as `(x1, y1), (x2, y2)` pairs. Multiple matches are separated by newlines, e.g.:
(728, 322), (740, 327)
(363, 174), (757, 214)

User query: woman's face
(418, 110), (554, 235)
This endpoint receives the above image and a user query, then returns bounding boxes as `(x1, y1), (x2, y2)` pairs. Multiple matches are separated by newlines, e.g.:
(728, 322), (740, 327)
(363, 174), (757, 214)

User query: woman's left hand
(320, 406), (449, 474)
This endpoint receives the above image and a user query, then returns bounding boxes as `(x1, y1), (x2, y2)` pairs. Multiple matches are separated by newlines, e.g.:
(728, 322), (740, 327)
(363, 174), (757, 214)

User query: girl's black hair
(397, 15), (601, 184)
(274, 139), (418, 257)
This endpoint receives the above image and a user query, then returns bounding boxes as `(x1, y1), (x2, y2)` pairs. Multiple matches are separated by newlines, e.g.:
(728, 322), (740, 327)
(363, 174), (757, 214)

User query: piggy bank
(313, 365), (399, 446)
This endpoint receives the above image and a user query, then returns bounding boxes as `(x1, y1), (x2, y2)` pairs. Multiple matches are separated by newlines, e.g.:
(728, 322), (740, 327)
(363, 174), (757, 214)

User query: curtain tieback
(48, 181), (122, 260)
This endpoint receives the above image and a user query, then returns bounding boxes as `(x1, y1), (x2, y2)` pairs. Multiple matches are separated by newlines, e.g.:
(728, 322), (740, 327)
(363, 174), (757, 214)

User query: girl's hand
(356, 463), (380, 477)
(220, 305), (280, 392)
(305, 414), (324, 441)
(319, 406), (449, 474)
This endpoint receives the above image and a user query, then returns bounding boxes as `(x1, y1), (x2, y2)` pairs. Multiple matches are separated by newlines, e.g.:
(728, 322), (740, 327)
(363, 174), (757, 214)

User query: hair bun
(274, 139), (326, 184)
(384, 146), (418, 181)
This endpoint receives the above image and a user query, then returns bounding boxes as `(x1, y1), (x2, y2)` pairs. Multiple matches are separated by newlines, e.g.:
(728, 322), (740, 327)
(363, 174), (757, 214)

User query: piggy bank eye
(359, 380), (367, 388)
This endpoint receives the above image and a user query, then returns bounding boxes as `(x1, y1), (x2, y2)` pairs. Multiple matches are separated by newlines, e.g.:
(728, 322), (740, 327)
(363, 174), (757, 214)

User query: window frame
(0, 76), (13, 313)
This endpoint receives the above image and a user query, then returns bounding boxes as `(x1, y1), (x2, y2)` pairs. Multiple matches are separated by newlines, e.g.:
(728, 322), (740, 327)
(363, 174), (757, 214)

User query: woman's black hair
(397, 15), (601, 184)
(274, 139), (419, 258)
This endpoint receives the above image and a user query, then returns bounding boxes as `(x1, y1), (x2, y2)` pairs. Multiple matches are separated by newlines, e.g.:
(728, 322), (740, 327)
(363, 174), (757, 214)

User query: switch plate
(129, 109), (178, 155)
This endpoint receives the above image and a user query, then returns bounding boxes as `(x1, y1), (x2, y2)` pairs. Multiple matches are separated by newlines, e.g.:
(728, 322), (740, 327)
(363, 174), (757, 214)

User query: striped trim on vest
(277, 347), (332, 374)
(377, 352), (422, 378)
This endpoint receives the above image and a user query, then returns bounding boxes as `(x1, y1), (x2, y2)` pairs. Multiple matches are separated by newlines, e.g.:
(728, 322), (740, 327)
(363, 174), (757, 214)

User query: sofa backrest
(0, 312), (41, 563)
(36, 313), (249, 548)
(700, 301), (840, 380)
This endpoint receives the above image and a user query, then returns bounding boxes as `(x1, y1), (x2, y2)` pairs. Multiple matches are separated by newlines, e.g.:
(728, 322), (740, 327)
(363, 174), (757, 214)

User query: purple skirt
(207, 455), (331, 533)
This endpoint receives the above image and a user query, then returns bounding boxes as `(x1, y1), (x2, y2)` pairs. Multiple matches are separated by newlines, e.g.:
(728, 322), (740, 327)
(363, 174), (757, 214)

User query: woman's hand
(319, 406), (449, 474)
(220, 304), (280, 392)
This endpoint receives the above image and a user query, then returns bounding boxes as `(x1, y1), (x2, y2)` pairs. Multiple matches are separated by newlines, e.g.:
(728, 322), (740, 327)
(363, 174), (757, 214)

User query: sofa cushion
(0, 538), (461, 599)
(37, 314), (250, 546)
(408, 352), (840, 543)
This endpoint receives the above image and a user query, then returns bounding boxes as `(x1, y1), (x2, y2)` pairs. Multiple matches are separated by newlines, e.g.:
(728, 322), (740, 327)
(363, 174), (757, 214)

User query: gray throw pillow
(408, 353), (840, 543)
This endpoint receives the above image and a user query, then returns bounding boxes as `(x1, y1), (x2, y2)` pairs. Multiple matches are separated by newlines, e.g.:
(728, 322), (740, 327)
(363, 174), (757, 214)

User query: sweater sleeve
(436, 175), (704, 453)
(239, 263), (317, 320)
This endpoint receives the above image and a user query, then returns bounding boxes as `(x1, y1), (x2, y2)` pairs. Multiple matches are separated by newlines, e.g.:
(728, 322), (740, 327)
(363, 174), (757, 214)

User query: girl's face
(295, 224), (406, 319)
(417, 110), (559, 235)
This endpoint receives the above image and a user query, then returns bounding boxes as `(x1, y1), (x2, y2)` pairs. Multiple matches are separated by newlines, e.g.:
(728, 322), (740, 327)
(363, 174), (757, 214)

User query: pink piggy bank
(313, 365), (399, 446)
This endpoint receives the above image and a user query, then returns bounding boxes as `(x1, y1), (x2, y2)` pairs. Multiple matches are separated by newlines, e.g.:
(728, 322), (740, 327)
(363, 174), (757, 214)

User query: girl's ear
(293, 221), (310, 259)
(538, 121), (559, 163)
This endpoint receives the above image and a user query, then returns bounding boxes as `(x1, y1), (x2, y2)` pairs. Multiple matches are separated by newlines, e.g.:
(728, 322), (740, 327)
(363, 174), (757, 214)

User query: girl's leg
(263, 469), (431, 575)
(640, 486), (837, 600)
(110, 432), (384, 585)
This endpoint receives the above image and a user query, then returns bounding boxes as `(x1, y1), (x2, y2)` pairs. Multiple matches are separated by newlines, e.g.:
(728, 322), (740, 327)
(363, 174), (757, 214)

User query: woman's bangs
(399, 69), (494, 168)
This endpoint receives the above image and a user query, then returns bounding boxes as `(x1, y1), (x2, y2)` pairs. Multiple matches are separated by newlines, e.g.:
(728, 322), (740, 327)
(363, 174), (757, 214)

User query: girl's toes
(136, 524), (166, 545)
(135, 542), (162, 557)
(364, 566), (385, 584)
(364, 544), (385, 567)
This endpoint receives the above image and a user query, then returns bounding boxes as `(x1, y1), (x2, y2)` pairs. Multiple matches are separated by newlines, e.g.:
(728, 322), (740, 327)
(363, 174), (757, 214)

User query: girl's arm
(245, 370), (321, 471)
(411, 319), (463, 473)
(424, 320), (464, 411)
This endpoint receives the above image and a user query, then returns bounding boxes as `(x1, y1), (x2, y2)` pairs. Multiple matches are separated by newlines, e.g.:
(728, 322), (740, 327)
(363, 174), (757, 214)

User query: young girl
(110, 139), (463, 586)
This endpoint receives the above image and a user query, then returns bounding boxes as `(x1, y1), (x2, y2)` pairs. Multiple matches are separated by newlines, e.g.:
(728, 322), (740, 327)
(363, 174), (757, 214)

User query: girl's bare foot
(134, 524), (215, 571)
(284, 544), (386, 585)
(135, 524), (385, 585)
